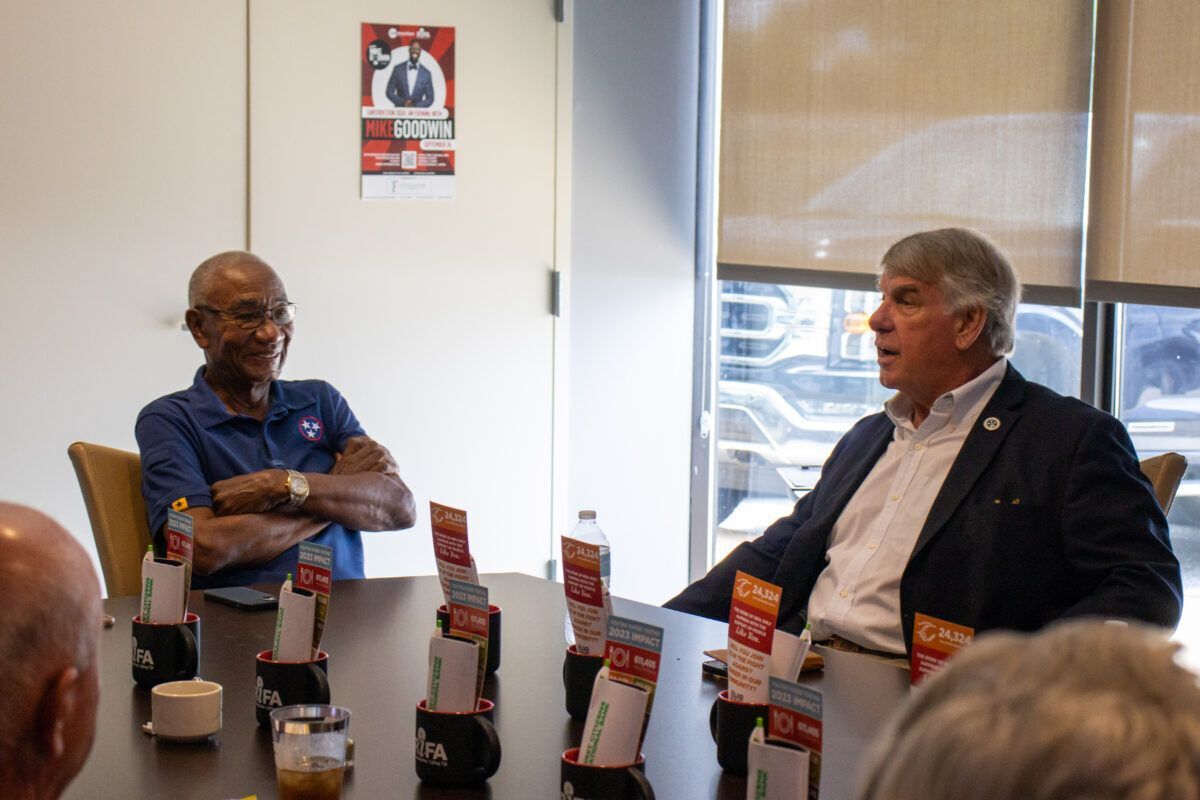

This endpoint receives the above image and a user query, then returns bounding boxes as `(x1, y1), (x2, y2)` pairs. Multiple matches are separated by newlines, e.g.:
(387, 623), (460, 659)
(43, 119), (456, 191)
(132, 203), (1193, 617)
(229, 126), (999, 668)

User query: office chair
(68, 441), (152, 597)
(1139, 452), (1187, 516)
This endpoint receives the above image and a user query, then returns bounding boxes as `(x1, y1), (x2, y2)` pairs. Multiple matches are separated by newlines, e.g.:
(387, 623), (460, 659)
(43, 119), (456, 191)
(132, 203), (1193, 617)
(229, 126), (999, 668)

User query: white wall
(567, 1), (700, 604)
(0, 0), (565, 588)
(0, 0), (701, 605)
(247, 0), (562, 580)
(0, 2), (247, 567)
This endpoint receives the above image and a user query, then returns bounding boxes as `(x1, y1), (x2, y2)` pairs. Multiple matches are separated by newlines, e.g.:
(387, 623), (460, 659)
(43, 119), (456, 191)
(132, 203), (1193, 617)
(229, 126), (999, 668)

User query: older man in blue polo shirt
(136, 251), (416, 589)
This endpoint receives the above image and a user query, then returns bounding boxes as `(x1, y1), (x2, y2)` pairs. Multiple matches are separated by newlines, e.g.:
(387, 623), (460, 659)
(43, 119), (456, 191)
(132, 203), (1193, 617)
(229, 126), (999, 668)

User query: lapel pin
(983, 416), (1001, 431)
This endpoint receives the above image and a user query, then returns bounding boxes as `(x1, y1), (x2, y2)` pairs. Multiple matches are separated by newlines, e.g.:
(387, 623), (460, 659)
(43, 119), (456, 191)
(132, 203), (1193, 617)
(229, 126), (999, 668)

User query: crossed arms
(175, 436), (415, 575)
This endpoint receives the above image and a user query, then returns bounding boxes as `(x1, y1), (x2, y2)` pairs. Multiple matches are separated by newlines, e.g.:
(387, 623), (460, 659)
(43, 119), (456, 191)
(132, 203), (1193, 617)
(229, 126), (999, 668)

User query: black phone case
(203, 588), (279, 611)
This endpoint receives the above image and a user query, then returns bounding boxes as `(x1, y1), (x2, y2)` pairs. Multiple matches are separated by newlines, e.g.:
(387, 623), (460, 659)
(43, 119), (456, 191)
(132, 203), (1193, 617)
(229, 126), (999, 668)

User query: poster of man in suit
(360, 23), (456, 200)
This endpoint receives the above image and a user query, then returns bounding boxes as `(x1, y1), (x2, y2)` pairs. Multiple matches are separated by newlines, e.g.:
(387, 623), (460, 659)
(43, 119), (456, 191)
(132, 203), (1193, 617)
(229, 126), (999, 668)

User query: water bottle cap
(577, 510), (597, 520)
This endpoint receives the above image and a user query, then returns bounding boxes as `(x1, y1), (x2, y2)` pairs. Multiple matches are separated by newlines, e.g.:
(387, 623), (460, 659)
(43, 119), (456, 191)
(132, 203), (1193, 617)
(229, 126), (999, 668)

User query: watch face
(288, 471), (310, 504)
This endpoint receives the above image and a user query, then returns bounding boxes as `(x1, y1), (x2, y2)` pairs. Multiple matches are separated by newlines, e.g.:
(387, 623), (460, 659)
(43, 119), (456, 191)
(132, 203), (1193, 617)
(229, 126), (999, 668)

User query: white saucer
(142, 721), (217, 742)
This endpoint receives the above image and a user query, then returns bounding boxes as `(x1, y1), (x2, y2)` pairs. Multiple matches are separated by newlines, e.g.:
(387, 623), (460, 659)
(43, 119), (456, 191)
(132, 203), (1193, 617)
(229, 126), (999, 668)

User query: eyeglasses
(194, 303), (297, 330)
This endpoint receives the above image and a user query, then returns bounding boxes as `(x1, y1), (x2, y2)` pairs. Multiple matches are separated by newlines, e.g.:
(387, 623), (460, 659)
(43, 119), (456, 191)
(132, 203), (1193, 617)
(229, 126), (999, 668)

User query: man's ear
(954, 306), (988, 351)
(185, 308), (209, 348)
(36, 666), (80, 759)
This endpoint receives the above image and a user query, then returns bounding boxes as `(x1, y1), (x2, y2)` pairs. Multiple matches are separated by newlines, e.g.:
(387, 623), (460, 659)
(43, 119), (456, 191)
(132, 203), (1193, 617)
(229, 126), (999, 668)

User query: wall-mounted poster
(361, 23), (456, 200)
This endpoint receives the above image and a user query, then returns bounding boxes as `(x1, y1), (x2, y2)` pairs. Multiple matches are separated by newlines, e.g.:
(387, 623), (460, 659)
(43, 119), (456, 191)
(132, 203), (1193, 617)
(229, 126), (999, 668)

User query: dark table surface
(70, 573), (910, 799)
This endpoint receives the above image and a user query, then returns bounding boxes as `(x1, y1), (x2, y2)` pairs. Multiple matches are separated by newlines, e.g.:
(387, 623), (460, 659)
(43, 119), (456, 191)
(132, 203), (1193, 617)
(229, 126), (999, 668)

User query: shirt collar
(884, 356), (1008, 435)
(185, 366), (308, 428)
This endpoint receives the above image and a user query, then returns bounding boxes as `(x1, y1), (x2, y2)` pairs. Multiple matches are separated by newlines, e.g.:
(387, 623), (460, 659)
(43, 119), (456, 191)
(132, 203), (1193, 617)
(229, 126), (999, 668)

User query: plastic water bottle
(564, 509), (611, 645)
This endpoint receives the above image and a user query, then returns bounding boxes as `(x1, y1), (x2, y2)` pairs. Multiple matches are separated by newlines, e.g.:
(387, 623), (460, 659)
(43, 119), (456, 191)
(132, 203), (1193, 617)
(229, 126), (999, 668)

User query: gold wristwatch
(285, 469), (310, 507)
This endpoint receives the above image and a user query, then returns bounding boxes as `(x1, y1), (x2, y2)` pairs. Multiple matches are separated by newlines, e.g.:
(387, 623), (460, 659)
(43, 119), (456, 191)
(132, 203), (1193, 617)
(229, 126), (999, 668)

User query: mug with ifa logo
(560, 748), (655, 800)
(131, 612), (200, 688)
(255, 649), (331, 726)
(414, 698), (501, 787)
(709, 689), (769, 773)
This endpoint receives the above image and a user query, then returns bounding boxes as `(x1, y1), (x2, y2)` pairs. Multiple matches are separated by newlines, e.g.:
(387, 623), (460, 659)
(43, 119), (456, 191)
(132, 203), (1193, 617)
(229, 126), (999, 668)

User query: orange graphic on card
(430, 502), (467, 535)
(732, 572), (782, 616)
(562, 537), (601, 571)
(910, 612), (974, 685)
(912, 614), (973, 655)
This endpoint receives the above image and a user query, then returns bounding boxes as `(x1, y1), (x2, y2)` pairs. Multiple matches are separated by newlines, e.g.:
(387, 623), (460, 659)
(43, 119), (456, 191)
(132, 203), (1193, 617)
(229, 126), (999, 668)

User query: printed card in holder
(579, 666), (649, 766)
(430, 502), (479, 606)
(140, 548), (186, 624)
(427, 625), (481, 712)
(910, 613), (974, 686)
(295, 543), (333, 658)
(604, 616), (664, 715)
(562, 535), (607, 655)
(165, 509), (194, 612)
(769, 624), (812, 682)
(448, 578), (489, 701)
(727, 571), (781, 703)
(747, 721), (808, 800)
(765, 677), (822, 800)
(272, 576), (317, 662)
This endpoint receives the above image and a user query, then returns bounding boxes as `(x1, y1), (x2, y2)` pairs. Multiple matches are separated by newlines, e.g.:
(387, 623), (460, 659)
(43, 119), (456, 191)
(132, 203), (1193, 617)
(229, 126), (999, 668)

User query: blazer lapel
(910, 365), (1027, 558)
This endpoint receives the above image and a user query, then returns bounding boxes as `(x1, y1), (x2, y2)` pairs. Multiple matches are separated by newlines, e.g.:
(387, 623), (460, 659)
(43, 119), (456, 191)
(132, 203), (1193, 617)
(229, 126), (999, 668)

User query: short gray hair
(188, 251), (273, 308)
(880, 228), (1021, 356)
(858, 621), (1200, 800)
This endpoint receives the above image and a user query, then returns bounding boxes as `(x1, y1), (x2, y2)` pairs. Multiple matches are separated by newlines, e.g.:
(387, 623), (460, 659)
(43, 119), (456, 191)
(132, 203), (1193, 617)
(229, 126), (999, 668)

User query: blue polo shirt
(135, 367), (367, 589)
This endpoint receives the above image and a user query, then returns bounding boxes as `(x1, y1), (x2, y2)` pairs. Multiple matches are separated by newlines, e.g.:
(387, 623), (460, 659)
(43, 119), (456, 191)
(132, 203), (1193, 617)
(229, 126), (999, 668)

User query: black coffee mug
(131, 612), (200, 688)
(560, 747), (655, 800)
(563, 645), (606, 722)
(436, 604), (502, 675)
(254, 649), (330, 726)
(414, 698), (501, 787)
(709, 689), (769, 773)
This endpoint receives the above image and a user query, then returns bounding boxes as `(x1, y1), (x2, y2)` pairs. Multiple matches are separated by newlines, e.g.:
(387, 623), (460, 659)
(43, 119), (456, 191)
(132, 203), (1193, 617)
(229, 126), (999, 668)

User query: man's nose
(869, 302), (889, 332)
(255, 318), (283, 341)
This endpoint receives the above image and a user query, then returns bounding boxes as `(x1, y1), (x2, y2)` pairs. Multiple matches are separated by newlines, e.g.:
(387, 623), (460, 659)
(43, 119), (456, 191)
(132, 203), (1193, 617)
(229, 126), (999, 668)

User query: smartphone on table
(203, 586), (279, 611)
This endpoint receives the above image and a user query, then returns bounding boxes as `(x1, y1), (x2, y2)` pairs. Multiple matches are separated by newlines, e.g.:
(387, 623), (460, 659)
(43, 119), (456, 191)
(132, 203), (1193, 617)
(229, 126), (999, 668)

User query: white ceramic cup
(151, 679), (223, 741)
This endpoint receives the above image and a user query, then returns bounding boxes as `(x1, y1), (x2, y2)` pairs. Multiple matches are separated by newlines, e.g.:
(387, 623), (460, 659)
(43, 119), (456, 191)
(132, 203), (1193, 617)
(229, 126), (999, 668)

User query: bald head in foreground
(860, 621), (1200, 800)
(0, 503), (102, 800)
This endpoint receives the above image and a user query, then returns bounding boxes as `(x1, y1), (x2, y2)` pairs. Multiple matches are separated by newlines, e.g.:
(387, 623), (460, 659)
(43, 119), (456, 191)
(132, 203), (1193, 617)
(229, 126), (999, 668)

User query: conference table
(71, 573), (911, 799)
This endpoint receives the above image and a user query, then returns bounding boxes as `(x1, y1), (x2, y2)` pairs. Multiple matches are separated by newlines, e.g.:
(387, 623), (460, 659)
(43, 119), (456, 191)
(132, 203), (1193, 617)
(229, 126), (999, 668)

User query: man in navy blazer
(387, 40), (435, 108)
(666, 228), (1182, 655)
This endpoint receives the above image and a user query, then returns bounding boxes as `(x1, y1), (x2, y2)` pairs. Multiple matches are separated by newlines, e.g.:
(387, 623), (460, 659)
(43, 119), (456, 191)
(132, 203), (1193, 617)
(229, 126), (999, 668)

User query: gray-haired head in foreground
(188, 250), (276, 308)
(858, 620), (1200, 800)
(880, 228), (1022, 357)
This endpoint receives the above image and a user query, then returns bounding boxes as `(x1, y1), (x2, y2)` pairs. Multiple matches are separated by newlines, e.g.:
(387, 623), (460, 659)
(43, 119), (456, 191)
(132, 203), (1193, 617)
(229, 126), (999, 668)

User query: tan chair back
(68, 442), (152, 597)
(1139, 452), (1187, 516)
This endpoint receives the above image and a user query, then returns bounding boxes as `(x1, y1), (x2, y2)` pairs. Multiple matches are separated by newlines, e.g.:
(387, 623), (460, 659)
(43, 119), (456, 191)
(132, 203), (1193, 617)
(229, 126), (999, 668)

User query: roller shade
(718, 1), (1092, 303)
(1087, 0), (1200, 307)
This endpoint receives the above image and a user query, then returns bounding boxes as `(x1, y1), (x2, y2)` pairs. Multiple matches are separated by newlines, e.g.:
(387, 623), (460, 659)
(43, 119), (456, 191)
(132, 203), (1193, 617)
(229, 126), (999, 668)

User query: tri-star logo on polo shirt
(299, 416), (324, 442)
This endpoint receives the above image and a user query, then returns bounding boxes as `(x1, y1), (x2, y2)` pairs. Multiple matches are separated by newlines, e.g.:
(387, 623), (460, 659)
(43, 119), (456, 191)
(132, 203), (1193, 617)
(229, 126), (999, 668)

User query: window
(1117, 303), (1200, 650)
(714, 278), (1082, 562)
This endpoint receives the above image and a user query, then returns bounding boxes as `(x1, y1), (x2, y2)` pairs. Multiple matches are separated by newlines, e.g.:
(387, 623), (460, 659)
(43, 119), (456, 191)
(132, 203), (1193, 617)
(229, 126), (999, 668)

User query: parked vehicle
(716, 282), (1084, 523)
(1122, 306), (1200, 523)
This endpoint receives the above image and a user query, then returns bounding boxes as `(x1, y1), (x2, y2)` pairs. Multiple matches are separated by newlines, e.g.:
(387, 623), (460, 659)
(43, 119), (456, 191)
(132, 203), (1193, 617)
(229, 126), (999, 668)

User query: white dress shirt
(407, 61), (419, 94)
(806, 357), (1008, 653)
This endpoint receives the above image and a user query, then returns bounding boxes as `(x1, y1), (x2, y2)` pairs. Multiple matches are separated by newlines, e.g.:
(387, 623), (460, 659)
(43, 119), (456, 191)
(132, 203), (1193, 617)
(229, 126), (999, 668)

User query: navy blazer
(386, 62), (434, 108)
(666, 366), (1183, 654)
